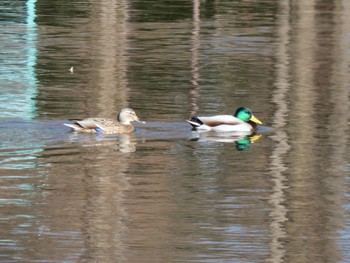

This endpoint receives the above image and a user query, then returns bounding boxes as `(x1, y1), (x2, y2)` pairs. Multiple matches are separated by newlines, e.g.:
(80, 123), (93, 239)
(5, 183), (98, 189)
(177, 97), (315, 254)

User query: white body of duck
(187, 107), (262, 133)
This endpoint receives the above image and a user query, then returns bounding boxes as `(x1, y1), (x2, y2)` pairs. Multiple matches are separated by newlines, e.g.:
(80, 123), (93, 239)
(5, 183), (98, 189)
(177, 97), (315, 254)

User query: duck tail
(186, 116), (204, 128)
(63, 123), (81, 131)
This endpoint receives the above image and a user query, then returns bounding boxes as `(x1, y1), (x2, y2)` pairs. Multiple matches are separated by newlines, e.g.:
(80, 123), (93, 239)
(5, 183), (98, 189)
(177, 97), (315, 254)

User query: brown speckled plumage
(64, 108), (144, 134)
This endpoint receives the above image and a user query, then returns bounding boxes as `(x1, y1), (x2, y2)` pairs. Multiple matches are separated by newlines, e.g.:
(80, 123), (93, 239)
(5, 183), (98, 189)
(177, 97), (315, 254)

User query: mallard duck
(187, 107), (262, 132)
(64, 108), (145, 134)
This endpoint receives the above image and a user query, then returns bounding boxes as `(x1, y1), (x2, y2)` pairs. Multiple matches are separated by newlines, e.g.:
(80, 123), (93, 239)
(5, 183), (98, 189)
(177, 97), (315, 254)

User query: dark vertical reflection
(126, 1), (193, 120)
(34, 0), (93, 118)
(27, 143), (131, 262)
(65, 1), (131, 261)
(23, 1), (132, 262)
(88, 0), (130, 117)
(34, 0), (130, 119)
(328, 4), (350, 259)
(268, 0), (291, 261)
(189, 0), (201, 116)
(285, 1), (349, 262)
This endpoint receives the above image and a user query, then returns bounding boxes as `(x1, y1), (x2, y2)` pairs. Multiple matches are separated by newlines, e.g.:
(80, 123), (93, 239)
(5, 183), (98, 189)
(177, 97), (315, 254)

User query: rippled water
(1, 0), (349, 262)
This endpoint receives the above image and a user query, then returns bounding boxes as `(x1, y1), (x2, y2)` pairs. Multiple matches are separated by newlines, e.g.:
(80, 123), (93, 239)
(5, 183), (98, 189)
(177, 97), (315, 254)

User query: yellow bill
(250, 134), (262, 143)
(250, 115), (262, 125)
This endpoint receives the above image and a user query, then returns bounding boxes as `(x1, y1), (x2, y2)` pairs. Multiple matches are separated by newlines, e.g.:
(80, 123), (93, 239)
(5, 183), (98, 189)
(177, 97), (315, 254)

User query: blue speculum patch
(94, 127), (103, 133)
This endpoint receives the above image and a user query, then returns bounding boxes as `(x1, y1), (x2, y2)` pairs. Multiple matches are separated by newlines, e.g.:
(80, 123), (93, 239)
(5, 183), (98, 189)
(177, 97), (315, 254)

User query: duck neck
(248, 120), (257, 130)
(117, 113), (130, 125)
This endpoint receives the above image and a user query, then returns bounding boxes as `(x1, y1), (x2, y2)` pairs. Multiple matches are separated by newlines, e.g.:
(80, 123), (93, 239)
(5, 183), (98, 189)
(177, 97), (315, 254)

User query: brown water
(0, 1), (349, 262)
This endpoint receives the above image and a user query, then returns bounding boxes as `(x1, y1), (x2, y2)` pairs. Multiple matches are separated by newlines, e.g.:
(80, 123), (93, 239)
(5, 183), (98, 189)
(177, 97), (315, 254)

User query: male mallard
(187, 107), (262, 132)
(64, 108), (145, 134)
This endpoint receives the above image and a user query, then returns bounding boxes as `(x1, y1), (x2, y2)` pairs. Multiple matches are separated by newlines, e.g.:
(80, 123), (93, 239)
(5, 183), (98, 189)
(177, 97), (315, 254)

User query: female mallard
(187, 107), (262, 132)
(64, 108), (145, 134)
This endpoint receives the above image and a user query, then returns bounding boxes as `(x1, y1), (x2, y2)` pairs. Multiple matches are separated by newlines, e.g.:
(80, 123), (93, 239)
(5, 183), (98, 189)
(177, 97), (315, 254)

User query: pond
(0, 0), (349, 262)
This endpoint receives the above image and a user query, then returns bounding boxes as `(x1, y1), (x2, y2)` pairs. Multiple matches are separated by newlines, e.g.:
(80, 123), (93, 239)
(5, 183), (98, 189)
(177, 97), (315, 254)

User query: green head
(234, 107), (262, 124)
(235, 137), (251, 151)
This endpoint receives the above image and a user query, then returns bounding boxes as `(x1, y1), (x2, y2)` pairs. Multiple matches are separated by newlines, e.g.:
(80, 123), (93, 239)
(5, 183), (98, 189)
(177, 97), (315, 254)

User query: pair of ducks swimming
(64, 107), (262, 134)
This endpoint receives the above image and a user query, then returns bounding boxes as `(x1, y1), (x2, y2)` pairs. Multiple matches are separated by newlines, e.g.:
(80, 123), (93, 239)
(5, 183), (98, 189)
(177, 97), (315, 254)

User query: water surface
(0, 0), (349, 262)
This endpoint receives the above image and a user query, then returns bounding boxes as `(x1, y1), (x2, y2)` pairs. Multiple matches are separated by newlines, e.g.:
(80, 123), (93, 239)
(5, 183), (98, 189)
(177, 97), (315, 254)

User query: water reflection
(67, 142), (131, 262)
(0, 148), (43, 170)
(191, 132), (262, 151)
(0, 0), (38, 119)
(0, 0), (349, 262)
(189, 0), (201, 116)
(269, 1), (350, 262)
(89, 0), (130, 117)
(0, 123), (135, 262)
(267, 0), (291, 262)
(67, 133), (137, 153)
